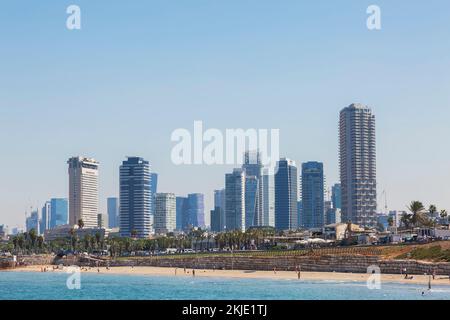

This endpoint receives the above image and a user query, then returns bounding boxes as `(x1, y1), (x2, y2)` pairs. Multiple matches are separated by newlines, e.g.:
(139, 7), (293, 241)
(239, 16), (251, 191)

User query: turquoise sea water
(0, 272), (449, 300)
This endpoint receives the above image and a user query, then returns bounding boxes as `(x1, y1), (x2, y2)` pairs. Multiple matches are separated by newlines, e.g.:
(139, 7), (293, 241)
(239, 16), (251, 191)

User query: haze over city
(1, 1), (450, 228)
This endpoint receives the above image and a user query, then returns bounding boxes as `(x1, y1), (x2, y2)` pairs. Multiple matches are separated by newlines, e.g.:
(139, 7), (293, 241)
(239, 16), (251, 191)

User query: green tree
(77, 219), (84, 229)
(387, 216), (394, 227)
(407, 201), (429, 227)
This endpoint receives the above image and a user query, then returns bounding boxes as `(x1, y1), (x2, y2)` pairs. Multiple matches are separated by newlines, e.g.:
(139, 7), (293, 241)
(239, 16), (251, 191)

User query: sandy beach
(6, 265), (450, 286)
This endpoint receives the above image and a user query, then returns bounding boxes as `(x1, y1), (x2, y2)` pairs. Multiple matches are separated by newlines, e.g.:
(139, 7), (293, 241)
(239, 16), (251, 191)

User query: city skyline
(2, 1), (450, 227)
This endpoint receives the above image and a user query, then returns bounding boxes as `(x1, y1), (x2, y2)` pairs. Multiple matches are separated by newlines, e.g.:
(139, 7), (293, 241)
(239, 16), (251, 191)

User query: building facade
(301, 161), (325, 229)
(274, 158), (298, 230)
(68, 157), (99, 228)
(154, 193), (176, 234)
(262, 171), (275, 227)
(339, 104), (377, 226)
(26, 210), (39, 233)
(176, 196), (188, 231)
(40, 201), (51, 234)
(331, 183), (342, 210)
(242, 151), (263, 226)
(187, 193), (205, 229)
(119, 157), (152, 238)
(213, 189), (226, 231)
(107, 197), (120, 229)
(50, 198), (68, 228)
(225, 168), (246, 232)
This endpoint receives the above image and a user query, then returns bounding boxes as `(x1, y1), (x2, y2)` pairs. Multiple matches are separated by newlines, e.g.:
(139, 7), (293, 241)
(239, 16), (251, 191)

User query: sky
(1, 0), (450, 228)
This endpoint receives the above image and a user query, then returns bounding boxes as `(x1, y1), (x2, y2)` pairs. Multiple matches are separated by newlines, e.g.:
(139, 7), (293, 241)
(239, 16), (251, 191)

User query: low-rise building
(44, 225), (108, 241)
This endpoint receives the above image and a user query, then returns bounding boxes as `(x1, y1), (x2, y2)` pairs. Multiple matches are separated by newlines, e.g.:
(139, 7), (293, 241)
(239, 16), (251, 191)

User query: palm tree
(400, 212), (412, 229)
(440, 210), (448, 223)
(387, 216), (394, 228)
(29, 229), (37, 251)
(407, 201), (427, 227)
(77, 219), (84, 229)
(429, 204), (437, 217)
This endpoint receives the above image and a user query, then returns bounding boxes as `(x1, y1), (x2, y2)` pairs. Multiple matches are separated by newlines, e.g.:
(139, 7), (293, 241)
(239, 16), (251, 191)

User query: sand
(6, 265), (450, 286)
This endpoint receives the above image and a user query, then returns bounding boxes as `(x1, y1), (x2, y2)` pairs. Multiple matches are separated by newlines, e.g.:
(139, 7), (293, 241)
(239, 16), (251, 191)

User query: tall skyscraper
(150, 172), (158, 215)
(119, 157), (152, 238)
(210, 208), (221, 232)
(242, 151), (263, 226)
(154, 193), (176, 234)
(213, 189), (226, 231)
(262, 171), (275, 227)
(26, 210), (39, 233)
(325, 200), (336, 225)
(301, 161), (325, 229)
(97, 213), (108, 229)
(297, 200), (303, 227)
(40, 201), (51, 233)
(225, 168), (246, 232)
(331, 183), (342, 210)
(245, 176), (258, 228)
(107, 197), (119, 229)
(176, 196), (188, 231)
(68, 157), (99, 228)
(50, 198), (68, 228)
(339, 104), (377, 226)
(274, 158), (298, 230)
(187, 193), (205, 229)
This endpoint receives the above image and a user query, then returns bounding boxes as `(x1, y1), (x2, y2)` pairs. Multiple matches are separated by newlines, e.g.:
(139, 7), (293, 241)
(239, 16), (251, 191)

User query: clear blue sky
(1, 1), (449, 228)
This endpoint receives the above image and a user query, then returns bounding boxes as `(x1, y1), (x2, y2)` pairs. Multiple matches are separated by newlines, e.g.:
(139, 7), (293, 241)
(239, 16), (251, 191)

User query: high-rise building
(150, 173), (158, 214)
(97, 213), (108, 229)
(40, 201), (51, 234)
(225, 168), (246, 232)
(274, 158), (298, 230)
(297, 200), (303, 227)
(325, 200), (336, 225)
(210, 208), (221, 232)
(244, 176), (258, 229)
(50, 198), (68, 228)
(213, 189), (226, 231)
(119, 157), (152, 238)
(331, 183), (342, 210)
(154, 193), (176, 234)
(68, 157), (99, 228)
(301, 161), (325, 229)
(107, 197), (120, 229)
(187, 193), (205, 229)
(339, 104), (377, 226)
(262, 171), (275, 227)
(242, 151), (263, 226)
(176, 196), (188, 231)
(26, 210), (39, 233)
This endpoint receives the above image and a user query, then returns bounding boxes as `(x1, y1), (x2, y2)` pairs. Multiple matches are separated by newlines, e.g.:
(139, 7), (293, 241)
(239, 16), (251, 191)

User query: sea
(1, 271), (449, 300)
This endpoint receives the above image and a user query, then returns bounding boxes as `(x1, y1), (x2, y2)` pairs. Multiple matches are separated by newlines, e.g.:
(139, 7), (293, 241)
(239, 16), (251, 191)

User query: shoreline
(5, 265), (450, 286)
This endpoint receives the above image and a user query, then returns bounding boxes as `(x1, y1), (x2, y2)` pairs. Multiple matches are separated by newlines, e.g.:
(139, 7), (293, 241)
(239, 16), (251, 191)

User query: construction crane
(380, 190), (388, 214)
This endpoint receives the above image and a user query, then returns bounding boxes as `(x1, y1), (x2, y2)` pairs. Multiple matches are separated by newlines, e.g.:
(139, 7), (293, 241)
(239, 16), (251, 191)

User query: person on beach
(184, 267), (186, 274)
(175, 268), (177, 275)
(192, 269), (195, 277)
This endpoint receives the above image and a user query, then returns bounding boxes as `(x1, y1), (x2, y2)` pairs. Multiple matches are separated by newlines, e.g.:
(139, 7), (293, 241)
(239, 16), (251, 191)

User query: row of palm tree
(400, 201), (448, 229)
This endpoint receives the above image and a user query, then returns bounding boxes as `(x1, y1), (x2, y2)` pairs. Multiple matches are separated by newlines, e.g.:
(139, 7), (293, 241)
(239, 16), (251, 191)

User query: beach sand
(6, 265), (450, 286)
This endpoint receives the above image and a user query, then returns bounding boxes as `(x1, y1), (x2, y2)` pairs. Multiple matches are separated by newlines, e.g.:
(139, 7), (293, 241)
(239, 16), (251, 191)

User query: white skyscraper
(225, 168), (246, 232)
(262, 170), (275, 227)
(339, 104), (377, 227)
(154, 193), (176, 234)
(68, 157), (99, 228)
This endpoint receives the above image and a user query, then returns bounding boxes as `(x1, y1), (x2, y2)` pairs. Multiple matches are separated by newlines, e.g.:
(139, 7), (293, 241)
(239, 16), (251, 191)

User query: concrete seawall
(109, 255), (450, 276)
